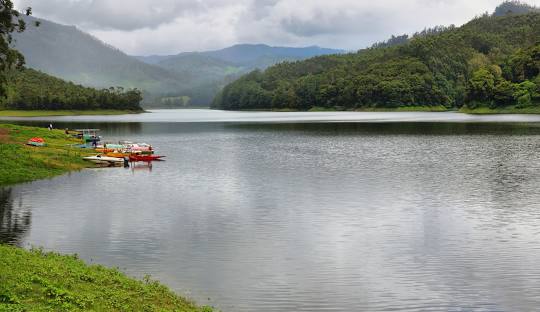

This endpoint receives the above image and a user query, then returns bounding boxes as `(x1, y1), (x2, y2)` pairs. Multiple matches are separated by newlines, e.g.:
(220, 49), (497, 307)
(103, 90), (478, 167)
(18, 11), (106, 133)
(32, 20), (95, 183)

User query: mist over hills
(12, 16), (342, 107)
(12, 16), (183, 98)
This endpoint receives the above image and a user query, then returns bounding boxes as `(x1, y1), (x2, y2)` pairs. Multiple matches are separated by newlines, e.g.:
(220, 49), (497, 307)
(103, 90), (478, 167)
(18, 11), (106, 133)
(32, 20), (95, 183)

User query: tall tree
(0, 1), (33, 97)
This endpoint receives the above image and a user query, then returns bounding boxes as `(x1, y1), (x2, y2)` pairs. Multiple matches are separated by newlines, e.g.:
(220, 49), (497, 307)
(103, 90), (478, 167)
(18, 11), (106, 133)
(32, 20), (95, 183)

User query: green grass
(459, 106), (540, 114)
(0, 124), (95, 186)
(0, 109), (143, 117)
(0, 244), (213, 312)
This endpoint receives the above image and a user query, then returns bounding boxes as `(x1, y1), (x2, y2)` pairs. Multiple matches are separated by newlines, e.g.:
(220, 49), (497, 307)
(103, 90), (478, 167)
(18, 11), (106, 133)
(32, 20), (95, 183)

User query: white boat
(83, 155), (125, 165)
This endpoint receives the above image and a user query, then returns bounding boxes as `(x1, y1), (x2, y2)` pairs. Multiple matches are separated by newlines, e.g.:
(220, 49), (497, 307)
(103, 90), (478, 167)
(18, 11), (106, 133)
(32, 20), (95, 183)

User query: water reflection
(130, 162), (153, 172)
(0, 188), (31, 245)
(5, 118), (540, 311)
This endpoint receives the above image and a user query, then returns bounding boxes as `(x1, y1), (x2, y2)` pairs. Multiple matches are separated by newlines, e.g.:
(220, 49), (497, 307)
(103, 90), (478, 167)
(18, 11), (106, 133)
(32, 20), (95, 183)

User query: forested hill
(212, 12), (540, 111)
(134, 44), (343, 107)
(12, 15), (343, 107)
(0, 68), (142, 111)
(11, 16), (184, 97)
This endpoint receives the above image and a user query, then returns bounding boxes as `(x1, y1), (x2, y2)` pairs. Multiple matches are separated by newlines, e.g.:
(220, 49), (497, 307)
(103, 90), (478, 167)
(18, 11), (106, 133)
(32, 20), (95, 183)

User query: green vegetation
(139, 45), (343, 107)
(0, 244), (212, 311)
(307, 105), (449, 112)
(493, 0), (539, 16)
(0, 124), (93, 186)
(14, 14), (344, 107)
(213, 8), (540, 112)
(0, 3), (142, 112)
(13, 16), (184, 99)
(460, 106), (540, 114)
(0, 109), (141, 117)
(0, 68), (143, 111)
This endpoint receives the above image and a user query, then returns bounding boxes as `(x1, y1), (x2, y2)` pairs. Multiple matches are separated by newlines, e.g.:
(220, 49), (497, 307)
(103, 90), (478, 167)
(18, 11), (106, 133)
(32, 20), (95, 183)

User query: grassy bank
(0, 109), (143, 117)
(0, 124), (94, 186)
(0, 245), (211, 311)
(459, 106), (540, 114)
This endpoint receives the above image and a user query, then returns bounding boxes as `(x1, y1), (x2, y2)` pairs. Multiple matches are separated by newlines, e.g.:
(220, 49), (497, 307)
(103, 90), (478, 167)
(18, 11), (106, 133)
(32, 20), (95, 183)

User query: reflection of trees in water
(0, 188), (31, 246)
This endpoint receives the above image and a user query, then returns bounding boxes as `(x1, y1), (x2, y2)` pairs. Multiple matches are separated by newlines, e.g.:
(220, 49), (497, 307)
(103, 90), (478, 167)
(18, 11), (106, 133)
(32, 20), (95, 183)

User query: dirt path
(0, 128), (9, 143)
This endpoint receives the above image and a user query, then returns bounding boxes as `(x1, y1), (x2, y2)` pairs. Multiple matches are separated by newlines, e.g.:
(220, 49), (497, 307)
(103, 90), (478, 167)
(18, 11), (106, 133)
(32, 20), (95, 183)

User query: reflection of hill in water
(0, 188), (31, 245)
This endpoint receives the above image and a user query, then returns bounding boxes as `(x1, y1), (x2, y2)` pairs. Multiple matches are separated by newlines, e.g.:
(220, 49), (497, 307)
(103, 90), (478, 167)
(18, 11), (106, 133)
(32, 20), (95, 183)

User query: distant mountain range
(12, 16), (343, 107)
(134, 44), (344, 105)
(135, 44), (344, 68)
(12, 16), (183, 97)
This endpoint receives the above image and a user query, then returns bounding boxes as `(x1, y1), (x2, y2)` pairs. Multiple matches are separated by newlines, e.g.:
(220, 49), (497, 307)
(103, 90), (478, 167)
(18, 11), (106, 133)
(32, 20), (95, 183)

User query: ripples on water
(2, 111), (540, 311)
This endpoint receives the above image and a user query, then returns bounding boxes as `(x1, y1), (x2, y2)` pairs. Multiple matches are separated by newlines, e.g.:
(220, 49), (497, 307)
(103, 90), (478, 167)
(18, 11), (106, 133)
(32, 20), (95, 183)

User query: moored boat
(129, 155), (165, 162)
(27, 137), (46, 147)
(83, 155), (125, 166)
(105, 151), (132, 158)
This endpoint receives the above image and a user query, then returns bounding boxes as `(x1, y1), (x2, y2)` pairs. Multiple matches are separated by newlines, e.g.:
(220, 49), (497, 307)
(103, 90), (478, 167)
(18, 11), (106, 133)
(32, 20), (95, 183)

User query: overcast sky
(13, 0), (540, 55)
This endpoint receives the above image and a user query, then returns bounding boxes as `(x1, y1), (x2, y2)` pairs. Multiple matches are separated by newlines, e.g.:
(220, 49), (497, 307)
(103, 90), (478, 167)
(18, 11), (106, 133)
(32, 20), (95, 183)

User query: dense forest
(0, 68), (142, 110)
(213, 4), (540, 111)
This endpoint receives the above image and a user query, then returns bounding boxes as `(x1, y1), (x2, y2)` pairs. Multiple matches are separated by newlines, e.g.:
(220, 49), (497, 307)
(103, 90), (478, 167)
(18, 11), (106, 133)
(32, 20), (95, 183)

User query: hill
(212, 12), (540, 111)
(11, 16), (185, 100)
(493, 0), (539, 16)
(135, 44), (343, 106)
(11, 16), (343, 107)
(0, 68), (142, 111)
(200, 44), (344, 68)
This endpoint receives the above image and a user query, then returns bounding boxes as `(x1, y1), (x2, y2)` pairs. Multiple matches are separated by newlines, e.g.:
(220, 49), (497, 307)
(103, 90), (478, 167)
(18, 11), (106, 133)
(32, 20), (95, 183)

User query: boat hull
(129, 155), (165, 162)
(83, 155), (125, 165)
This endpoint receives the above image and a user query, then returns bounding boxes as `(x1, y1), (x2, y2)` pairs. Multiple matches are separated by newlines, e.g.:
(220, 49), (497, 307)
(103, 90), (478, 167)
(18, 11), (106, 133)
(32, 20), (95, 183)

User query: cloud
(15, 0), (221, 31)
(13, 0), (540, 55)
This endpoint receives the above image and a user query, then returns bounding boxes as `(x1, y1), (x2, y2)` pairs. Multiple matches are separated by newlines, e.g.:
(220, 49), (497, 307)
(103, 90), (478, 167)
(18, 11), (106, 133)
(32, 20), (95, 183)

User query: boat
(83, 155), (125, 166)
(129, 155), (165, 162)
(105, 150), (134, 158)
(27, 137), (46, 147)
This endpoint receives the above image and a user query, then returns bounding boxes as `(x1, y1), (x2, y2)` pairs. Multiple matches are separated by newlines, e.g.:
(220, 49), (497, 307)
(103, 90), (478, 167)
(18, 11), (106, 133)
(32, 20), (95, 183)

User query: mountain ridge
(12, 16), (343, 107)
(212, 11), (540, 111)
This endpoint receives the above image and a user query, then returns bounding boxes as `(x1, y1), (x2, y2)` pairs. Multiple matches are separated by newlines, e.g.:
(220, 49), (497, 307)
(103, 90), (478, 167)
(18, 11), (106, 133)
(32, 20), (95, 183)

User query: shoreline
(214, 105), (540, 114)
(0, 109), (145, 117)
(0, 245), (212, 311)
(0, 124), (94, 186)
(0, 123), (214, 311)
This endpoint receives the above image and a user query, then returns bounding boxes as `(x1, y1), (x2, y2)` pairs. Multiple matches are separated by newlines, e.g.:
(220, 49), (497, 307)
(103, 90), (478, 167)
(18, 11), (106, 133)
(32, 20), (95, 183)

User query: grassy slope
(0, 124), (95, 186)
(0, 245), (211, 312)
(0, 110), (142, 117)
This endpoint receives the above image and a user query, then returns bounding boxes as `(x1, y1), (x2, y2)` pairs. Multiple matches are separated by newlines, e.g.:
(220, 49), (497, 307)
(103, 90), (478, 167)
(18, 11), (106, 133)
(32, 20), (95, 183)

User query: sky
(13, 0), (540, 55)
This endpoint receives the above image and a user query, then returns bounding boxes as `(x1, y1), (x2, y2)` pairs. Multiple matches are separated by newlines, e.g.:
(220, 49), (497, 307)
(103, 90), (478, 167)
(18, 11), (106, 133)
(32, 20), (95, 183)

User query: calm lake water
(3, 110), (540, 311)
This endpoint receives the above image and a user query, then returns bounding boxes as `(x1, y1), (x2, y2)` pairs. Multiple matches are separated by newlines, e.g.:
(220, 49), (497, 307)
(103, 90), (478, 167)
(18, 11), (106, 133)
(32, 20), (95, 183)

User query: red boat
(129, 155), (165, 162)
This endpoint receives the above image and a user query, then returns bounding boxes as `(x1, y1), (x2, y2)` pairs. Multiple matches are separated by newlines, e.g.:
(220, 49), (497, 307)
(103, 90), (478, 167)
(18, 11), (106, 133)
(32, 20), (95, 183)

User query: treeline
(0, 68), (142, 110)
(467, 44), (540, 108)
(494, 1), (539, 16)
(213, 11), (540, 111)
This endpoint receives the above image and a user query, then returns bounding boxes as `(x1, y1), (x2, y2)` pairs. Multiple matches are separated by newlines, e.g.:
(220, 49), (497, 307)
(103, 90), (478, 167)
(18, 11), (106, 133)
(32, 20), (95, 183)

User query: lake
(3, 109), (540, 311)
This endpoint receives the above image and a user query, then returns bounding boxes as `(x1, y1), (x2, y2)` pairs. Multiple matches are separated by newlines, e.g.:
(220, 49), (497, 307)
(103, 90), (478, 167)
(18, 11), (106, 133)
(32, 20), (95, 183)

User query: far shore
(4, 106), (540, 117)
(211, 105), (540, 114)
(0, 109), (144, 117)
